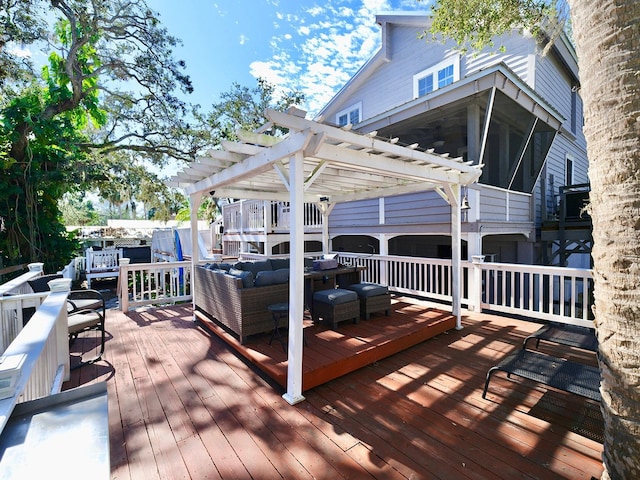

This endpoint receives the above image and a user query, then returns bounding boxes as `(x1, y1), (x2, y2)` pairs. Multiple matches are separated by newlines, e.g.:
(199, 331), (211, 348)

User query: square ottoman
(312, 288), (360, 329)
(345, 282), (391, 320)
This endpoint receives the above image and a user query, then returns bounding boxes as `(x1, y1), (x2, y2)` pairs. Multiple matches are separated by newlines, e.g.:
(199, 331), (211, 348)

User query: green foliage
(424, 0), (556, 52)
(0, 84), (87, 270)
(1, 1), (198, 270)
(0, 2), (303, 271)
(60, 193), (104, 226)
(205, 77), (305, 141)
(175, 197), (218, 223)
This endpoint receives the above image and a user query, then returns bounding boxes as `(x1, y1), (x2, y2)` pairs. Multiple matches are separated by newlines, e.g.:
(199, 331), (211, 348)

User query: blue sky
(153, 0), (429, 116)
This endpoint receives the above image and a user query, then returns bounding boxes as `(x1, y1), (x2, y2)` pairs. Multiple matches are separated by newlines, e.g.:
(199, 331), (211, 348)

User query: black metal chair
(28, 274), (106, 368)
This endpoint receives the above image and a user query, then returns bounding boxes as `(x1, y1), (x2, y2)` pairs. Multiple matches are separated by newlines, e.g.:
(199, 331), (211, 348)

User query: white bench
(85, 248), (122, 287)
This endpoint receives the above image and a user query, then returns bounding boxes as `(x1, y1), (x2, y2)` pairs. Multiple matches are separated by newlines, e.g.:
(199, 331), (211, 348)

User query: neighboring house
(316, 12), (590, 267)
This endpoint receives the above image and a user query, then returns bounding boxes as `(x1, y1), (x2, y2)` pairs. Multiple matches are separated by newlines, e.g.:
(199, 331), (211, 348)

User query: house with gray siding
(218, 12), (590, 267)
(314, 12), (590, 267)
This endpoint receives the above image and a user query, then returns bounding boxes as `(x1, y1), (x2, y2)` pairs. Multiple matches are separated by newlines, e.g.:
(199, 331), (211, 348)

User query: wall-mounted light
(319, 196), (329, 202)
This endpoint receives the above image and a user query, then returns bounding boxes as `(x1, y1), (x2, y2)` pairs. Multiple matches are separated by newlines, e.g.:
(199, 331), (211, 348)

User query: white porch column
(322, 207), (330, 255)
(284, 151), (305, 405)
(450, 184), (463, 330)
(378, 234), (389, 286)
(468, 255), (485, 312)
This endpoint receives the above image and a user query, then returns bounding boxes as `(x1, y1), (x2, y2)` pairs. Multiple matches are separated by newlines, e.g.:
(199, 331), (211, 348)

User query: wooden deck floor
(194, 295), (456, 391)
(63, 298), (604, 480)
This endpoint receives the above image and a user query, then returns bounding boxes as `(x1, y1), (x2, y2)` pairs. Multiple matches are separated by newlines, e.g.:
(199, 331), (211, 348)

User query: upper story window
(566, 155), (574, 186)
(413, 55), (460, 99)
(336, 102), (362, 126)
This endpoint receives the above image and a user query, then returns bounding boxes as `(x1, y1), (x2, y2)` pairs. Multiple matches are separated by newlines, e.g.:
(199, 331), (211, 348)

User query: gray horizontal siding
(478, 186), (531, 222)
(535, 53), (587, 151)
(329, 199), (379, 227)
(329, 187), (532, 227)
(463, 32), (534, 84)
(384, 191), (450, 224)
(325, 25), (537, 124)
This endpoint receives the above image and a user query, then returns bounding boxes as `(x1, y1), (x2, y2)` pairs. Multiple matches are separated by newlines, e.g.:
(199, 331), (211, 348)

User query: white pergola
(168, 107), (483, 404)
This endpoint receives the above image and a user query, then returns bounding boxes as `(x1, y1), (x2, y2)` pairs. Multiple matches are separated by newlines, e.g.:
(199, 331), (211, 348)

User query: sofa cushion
(203, 262), (232, 271)
(269, 258), (290, 270)
(345, 282), (389, 298)
(234, 260), (272, 276)
(229, 268), (254, 288)
(254, 268), (290, 287)
(313, 288), (358, 306)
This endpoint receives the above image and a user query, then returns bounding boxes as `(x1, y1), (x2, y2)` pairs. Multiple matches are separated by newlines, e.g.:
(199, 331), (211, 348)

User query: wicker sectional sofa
(194, 258), (300, 344)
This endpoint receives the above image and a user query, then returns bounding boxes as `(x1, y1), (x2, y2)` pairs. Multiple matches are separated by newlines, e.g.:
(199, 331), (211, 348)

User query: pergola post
(190, 192), (204, 317)
(283, 151), (305, 405)
(450, 184), (463, 330)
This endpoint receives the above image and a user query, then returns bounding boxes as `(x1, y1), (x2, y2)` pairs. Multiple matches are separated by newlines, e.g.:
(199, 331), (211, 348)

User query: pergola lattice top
(168, 107), (482, 203)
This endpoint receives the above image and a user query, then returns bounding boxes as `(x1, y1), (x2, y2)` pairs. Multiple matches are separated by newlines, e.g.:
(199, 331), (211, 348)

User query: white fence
(118, 260), (193, 311)
(113, 252), (594, 327)
(337, 253), (594, 328)
(477, 261), (593, 327)
(0, 291), (50, 353)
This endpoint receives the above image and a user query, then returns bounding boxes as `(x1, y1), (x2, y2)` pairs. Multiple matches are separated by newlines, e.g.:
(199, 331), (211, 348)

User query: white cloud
(239, 34), (248, 45)
(8, 45), (32, 58)
(250, 0), (424, 116)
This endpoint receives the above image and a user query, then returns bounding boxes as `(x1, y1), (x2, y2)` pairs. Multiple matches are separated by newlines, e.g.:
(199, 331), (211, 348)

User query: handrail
(115, 252), (593, 327)
(0, 263), (44, 297)
(0, 291), (50, 354)
(0, 279), (70, 433)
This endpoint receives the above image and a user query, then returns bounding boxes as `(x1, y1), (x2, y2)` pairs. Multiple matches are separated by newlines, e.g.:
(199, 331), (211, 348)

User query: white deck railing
(0, 279), (70, 433)
(337, 253), (593, 328)
(85, 247), (123, 287)
(118, 259), (193, 311)
(477, 261), (593, 327)
(0, 263), (45, 297)
(0, 291), (50, 354)
(223, 200), (323, 233)
(113, 252), (593, 327)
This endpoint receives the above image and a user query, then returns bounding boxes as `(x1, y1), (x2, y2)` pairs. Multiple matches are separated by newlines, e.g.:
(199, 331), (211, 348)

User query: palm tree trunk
(568, 1), (640, 478)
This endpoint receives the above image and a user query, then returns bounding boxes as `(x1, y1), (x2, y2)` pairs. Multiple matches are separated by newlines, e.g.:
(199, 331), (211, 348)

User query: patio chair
(28, 274), (106, 368)
(27, 274), (104, 314)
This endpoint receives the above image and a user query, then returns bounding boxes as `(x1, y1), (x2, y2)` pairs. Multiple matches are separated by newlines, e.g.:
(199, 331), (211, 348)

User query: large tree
(1, 0), (202, 270)
(428, 1), (640, 478)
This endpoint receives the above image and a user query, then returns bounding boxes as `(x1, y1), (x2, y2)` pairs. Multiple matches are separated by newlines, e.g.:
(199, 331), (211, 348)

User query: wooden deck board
(195, 295), (456, 391)
(63, 297), (604, 479)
